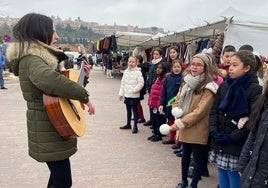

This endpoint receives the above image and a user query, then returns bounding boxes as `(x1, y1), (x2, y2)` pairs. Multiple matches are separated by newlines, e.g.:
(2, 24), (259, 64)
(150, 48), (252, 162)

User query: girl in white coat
(119, 56), (144, 133)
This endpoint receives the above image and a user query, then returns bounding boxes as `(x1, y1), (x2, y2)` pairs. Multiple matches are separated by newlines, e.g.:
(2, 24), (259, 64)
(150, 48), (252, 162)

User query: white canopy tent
(139, 20), (227, 48)
(115, 31), (153, 47)
(138, 7), (268, 56)
(220, 8), (268, 55)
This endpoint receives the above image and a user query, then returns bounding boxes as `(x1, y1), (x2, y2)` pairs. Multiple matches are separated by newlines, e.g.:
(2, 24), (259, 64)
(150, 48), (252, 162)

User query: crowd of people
(3, 11), (268, 188)
(118, 43), (268, 188)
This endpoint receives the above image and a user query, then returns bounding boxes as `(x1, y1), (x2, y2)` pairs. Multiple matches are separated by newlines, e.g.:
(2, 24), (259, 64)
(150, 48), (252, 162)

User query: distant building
(0, 16), (164, 36)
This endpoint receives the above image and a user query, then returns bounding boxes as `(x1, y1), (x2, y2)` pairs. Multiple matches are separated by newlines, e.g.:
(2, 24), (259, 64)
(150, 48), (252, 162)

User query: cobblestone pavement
(0, 67), (218, 188)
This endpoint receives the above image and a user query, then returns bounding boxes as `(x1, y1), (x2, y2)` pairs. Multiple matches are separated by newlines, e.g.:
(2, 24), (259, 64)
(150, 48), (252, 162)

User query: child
(144, 47), (164, 126)
(171, 53), (219, 188)
(159, 60), (183, 144)
(237, 79), (268, 188)
(119, 56), (144, 134)
(106, 55), (114, 78)
(147, 62), (168, 142)
(218, 45), (236, 77)
(166, 46), (181, 71)
(209, 50), (262, 188)
(136, 55), (147, 123)
(187, 52), (224, 180)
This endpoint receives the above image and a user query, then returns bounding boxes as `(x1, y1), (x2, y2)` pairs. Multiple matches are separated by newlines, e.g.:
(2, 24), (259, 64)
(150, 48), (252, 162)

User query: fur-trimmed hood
(205, 81), (219, 94)
(6, 41), (67, 75)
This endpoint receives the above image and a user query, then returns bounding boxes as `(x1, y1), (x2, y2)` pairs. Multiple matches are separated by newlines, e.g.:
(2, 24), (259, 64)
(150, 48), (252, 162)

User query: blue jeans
(0, 68), (4, 88)
(217, 167), (240, 188)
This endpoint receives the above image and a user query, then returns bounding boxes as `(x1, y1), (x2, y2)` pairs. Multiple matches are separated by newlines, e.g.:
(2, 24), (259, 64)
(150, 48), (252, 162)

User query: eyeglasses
(190, 62), (204, 68)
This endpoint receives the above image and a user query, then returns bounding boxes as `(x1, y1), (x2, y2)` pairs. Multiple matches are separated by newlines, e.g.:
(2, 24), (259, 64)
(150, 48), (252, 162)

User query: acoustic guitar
(43, 63), (86, 140)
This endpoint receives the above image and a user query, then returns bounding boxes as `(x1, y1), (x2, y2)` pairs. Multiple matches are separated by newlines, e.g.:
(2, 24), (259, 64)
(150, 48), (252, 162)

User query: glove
(158, 106), (164, 114)
(213, 132), (231, 146)
(238, 117), (249, 129)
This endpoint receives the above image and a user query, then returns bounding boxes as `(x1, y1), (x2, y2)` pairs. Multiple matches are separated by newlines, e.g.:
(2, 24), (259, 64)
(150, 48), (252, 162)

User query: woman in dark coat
(237, 79), (268, 188)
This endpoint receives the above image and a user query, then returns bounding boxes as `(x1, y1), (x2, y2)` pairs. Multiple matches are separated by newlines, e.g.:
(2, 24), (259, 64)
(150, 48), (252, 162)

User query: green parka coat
(6, 41), (89, 162)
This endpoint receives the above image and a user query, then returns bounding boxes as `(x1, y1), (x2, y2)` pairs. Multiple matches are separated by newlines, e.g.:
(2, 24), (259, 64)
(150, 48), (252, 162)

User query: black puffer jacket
(209, 75), (262, 156)
(237, 101), (268, 188)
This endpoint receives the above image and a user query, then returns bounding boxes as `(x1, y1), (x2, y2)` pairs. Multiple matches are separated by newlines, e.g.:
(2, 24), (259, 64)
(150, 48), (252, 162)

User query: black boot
(176, 181), (188, 188)
(120, 125), (131, 129)
(132, 125), (138, 134)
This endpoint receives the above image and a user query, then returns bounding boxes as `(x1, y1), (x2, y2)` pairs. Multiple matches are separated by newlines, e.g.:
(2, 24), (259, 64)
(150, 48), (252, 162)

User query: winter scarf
(178, 73), (204, 114)
(151, 58), (162, 65)
(219, 73), (253, 117)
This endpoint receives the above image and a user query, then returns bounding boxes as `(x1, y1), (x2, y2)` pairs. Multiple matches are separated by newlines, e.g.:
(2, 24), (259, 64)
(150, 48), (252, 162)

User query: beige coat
(172, 82), (218, 145)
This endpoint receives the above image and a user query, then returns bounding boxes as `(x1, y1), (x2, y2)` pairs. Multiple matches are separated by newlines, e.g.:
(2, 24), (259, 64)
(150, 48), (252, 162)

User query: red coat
(148, 76), (166, 108)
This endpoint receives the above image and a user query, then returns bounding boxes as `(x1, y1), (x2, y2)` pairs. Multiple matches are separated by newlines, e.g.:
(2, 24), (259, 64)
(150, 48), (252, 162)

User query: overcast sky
(1, 0), (268, 32)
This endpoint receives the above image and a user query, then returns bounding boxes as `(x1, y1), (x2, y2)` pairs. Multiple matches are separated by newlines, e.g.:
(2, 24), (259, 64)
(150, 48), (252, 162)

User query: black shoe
(171, 143), (181, 149)
(187, 167), (209, 179)
(187, 167), (196, 179)
(162, 140), (175, 145)
(120, 125), (131, 129)
(137, 119), (146, 123)
(132, 126), (138, 134)
(176, 151), (183, 157)
(173, 148), (183, 154)
(150, 135), (162, 142)
(176, 181), (188, 188)
(147, 135), (155, 140)
(1, 87), (7, 89)
(143, 121), (152, 126)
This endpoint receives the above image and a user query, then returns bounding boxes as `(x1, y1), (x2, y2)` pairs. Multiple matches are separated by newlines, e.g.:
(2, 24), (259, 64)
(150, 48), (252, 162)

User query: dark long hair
(232, 50), (256, 74)
(166, 46), (180, 69)
(153, 61), (168, 83)
(13, 13), (54, 55)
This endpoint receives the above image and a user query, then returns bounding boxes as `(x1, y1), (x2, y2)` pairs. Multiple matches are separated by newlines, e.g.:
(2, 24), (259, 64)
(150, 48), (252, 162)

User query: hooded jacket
(6, 41), (89, 162)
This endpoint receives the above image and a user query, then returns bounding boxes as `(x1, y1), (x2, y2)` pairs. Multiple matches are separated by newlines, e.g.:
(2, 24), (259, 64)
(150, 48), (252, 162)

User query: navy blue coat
(160, 72), (182, 119)
(209, 75), (262, 156)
